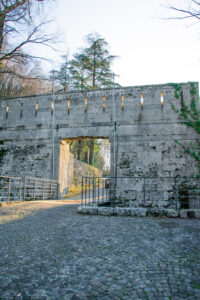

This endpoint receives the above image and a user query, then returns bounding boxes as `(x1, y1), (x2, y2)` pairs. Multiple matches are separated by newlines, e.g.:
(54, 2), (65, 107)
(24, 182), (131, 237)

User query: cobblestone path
(0, 202), (200, 300)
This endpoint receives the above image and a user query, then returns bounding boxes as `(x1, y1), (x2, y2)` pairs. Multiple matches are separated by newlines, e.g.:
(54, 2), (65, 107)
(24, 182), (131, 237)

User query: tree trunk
(0, 14), (6, 53)
(84, 151), (87, 163)
(77, 140), (82, 161)
(0, 0), (28, 53)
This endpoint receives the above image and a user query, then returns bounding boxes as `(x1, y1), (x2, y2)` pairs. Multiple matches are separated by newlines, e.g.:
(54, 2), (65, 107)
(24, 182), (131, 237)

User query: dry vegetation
(0, 201), (76, 225)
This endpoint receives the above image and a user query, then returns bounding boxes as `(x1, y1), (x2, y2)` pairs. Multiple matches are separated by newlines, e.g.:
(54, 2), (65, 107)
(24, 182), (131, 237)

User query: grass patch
(63, 186), (82, 198)
(0, 202), (64, 224)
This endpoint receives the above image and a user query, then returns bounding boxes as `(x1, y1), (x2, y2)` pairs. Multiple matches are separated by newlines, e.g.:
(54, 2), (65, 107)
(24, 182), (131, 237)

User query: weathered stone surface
(148, 207), (165, 217)
(180, 209), (200, 219)
(164, 209), (179, 218)
(77, 206), (83, 214)
(129, 207), (147, 217)
(78, 206), (99, 215)
(146, 208), (179, 217)
(113, 207), (130, 216)
(98, 207), (113, 216)
(80, 206), (91, 214)
(88, 207), (98, 215)
(78, 206), (200, 219)
(180, 209), (188, 218)
(0, 82), (199, 208)
(78, 206), (149, 217)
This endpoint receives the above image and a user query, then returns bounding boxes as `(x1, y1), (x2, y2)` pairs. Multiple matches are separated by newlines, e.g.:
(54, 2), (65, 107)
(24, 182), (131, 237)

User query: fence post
(143, 177), (146, 204)
(56, 182), (59, 200)
(93, 178), (95, 205)
(89, 177), (91, 206)
(94, 178), (96, 204)
(23, 177), (26, 201)
(19, 179), (22, 201)
(81, 177), (83, 206)
(174, 177), (178, 210)
(8, 177), (11, 202)
(102, 179), (105, 202)
(42, 180), (45, 200)
(98, 178), (99, 206)
(50, 182), (52, 200)
(106, 180), (108, 202)
(85, 177), (87, 206)
(33, 179), (36, 201)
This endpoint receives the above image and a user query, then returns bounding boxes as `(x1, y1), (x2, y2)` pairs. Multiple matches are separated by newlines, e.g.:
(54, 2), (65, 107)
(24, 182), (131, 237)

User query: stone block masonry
(78, 205), (200, 219)
(0, 82), (199, 203)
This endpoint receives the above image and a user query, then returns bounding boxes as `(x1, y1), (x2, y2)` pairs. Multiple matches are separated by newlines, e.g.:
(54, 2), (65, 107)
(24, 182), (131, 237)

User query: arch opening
(58, 137), (110, 197)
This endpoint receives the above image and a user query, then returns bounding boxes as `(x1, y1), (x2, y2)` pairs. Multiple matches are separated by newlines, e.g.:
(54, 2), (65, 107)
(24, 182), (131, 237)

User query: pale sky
(43, 0), (200, 88)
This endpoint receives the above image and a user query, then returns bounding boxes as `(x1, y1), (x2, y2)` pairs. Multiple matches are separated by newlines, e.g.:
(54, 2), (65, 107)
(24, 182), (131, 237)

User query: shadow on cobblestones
(0, 203), (200, 300)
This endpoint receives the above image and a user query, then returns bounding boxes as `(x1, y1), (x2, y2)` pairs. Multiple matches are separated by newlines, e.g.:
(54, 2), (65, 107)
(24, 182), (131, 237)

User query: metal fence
(81, 176), (200, 209)
(0, 175), (59, 202)
(81, 177), (110, 206)
(23, 177), (58, 201)
(0, 175), (22, 202)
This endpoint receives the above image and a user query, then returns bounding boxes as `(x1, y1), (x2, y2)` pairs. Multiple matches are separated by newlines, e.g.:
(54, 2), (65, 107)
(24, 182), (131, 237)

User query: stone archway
(58, 137), (111, 196)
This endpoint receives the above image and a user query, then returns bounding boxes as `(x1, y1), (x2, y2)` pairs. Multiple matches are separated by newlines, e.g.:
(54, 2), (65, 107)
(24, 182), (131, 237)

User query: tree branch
(0, 21), (57, 61)
(169, 5), (200, 20)
(0, 65), (49, 80)
(1, 0), (27, 15)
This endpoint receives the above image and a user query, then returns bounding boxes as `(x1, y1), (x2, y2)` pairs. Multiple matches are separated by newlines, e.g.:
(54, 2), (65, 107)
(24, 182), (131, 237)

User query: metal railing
(81, 176), (200, 209)
(0, 175), (59, 202)
(81, 177), (110, 206)
(23, 177), (58, 201)
(0, 175), (22, 202)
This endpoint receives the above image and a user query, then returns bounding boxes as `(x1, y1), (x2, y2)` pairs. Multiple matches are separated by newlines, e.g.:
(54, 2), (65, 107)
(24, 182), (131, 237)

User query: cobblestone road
(0, 202), (200, 300)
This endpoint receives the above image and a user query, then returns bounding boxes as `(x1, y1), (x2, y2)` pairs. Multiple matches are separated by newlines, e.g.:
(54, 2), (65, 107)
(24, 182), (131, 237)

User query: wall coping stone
(78, 206), (200, 219)
(180, 209), (200, 219)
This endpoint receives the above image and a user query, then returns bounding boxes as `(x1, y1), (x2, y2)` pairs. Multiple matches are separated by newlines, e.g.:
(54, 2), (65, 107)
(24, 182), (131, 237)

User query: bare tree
(0, 0), (57, 65)
(0, 54), (51, 98)
(168, 1), (200, 22)
(0, 0), (59, 97)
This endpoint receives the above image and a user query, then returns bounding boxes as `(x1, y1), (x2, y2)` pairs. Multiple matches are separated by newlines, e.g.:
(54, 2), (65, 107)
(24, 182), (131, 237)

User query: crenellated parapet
(0, 82), (197, 127)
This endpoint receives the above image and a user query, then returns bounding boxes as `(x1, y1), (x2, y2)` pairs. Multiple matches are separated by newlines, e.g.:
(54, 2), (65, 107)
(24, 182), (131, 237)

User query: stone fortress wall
(0, 82), (199, 205)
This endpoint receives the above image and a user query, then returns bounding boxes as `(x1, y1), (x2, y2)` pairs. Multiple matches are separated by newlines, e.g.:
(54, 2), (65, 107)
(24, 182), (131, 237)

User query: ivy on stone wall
(170, 83), (182, 99)
(170, 82), (200, 175)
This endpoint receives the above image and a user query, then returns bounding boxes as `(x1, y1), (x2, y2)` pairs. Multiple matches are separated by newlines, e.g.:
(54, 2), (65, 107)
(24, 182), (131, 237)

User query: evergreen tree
(56, 32), (118, 92)
(84, 33), (116, 89)
(57, 53), (72, 92)
(69, 53), (90, 91)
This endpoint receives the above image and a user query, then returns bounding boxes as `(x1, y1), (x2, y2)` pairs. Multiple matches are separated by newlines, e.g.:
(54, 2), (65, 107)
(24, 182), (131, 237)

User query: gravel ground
(0, 202), (200, 300)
